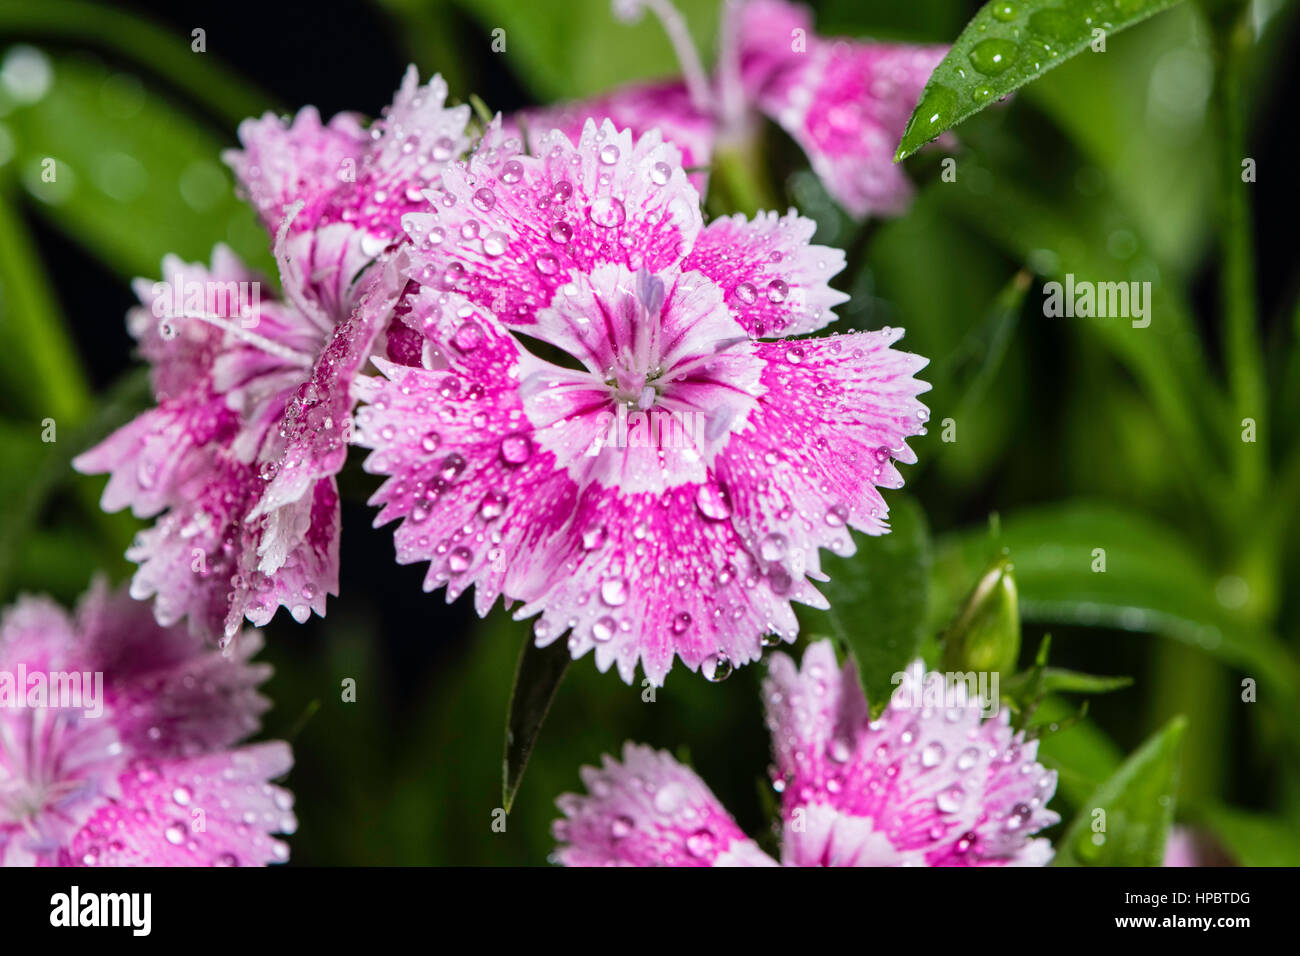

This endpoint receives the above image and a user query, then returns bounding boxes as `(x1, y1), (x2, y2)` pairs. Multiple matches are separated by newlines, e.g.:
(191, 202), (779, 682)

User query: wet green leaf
(4, 55), (272, 280)
(1055, 715), (1185, 866)
(896, 0), (1187, 160)
(799, 496), (931, 716)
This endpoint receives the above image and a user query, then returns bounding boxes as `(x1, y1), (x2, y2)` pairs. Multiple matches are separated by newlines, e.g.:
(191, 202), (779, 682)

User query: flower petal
(680, 210), (849, 337)
(224, 106), (367, 232)
(353, 292), (580, 615)
(514, 81), (715, 192)
(715, 328), (929, 582)
(553, 743), (773, 866)
(66, 744), (295, 866)
(403, 119), (703, 330)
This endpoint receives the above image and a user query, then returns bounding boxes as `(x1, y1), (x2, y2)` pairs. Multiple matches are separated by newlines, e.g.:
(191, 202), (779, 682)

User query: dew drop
(479, 490), (508, 520)
(499, 159), (524, 184)
(499, 435), (532, 465)
(600, 576), (629, 607)
(453, 320), (483, 351)
(936, 786), (966, 814)
(694, 483), (732, 520)
(588, 197), (626, 228)
(921, 742), (945, 768)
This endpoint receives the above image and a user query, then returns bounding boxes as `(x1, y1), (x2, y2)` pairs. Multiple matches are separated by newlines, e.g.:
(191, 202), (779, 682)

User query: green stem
(707, 139), (779, 219)
(1213, 9), (1266, 498)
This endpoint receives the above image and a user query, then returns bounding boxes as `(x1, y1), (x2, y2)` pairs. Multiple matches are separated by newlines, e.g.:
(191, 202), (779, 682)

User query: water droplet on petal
(499, 435), (532, 465)
(588, 197), (626, 228)
(694, 483), (732, 520)
(600, 576), (629, 607)
(592, 616), (616, 643)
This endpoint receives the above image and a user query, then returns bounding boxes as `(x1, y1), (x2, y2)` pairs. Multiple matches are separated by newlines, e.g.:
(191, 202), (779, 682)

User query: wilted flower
(552, 640), (1059, 865)
(356, 118), (928, 685)
(518, 0), (949, 218)
(0, 581), (294, 866)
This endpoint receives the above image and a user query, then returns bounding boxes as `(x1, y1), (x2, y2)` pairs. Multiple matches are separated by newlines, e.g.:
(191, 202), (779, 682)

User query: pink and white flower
(520, 0), (948, 218)
(75, 69), (469, 640)
(735, 0), (948, 217)
(354, 119), (929, 685)
(552, 640), (1059, 865)
(0, 581), (295, 866)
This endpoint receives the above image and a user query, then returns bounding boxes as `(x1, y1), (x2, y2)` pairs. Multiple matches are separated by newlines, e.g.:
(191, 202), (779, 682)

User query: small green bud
(942, 556), (1020, 677)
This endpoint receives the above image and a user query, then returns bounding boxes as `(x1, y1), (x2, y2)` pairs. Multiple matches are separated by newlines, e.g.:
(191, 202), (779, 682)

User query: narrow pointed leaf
(1054, 716), (1186, 866)
(896, 0), (1187, 161)
(502, 633), (571, 812)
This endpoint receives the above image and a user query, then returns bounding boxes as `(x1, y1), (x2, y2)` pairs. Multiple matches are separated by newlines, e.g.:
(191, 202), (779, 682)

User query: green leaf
(0, 187), (90, 423)
(502, 630), (571, 812)
(4, 55), (273, 280)
(0, 368), (148, 601)
(931, 270), (1029, 417)
(937, 158), (1224, 499)
(1020, 667), (1133, 695)
(1055, 716), (1185, 866)
(1193, 803), (1300, 867)
(798, 496), (931, 715)
(896, 0), (1187, 161)
(1032, 696), (1124, 808)
(1021, 3), (1212, 268)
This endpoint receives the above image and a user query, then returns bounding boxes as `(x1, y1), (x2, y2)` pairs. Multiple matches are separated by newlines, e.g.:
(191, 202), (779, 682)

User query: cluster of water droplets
(904, 0), (1124, 150)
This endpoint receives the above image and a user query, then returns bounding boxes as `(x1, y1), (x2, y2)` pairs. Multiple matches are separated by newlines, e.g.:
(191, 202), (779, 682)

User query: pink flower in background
(0, 581), (294, 866)
(521, 0), (948, 218)
(1163, 826), (1233, 867)
(355, 119), (928, 685)
(75, 69), (468, 641)
(552, 640), (1058, 865)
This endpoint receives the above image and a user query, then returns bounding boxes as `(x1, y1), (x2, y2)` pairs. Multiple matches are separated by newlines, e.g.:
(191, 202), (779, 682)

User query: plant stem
(1213, 8), (1266, 499)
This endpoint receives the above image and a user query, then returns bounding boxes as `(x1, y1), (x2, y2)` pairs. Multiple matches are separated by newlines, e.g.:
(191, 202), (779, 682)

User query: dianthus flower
(552, 640), (1059, 865)
(354, 119), (929, 684)
(75, 69), (469, 640)
(0, 581), (294, 866)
